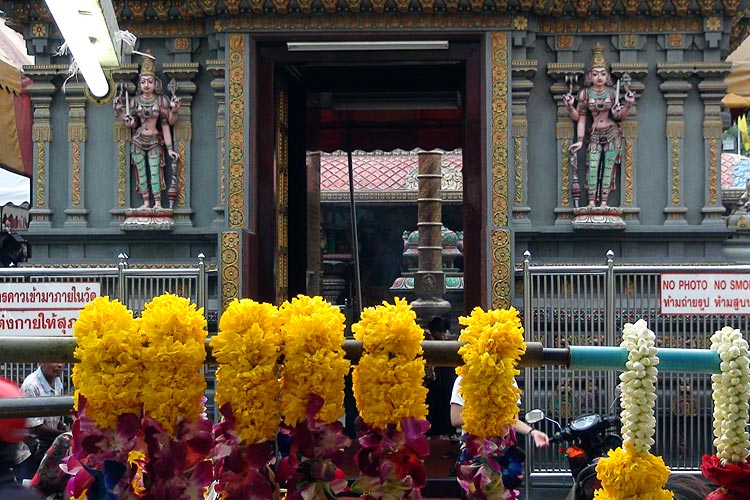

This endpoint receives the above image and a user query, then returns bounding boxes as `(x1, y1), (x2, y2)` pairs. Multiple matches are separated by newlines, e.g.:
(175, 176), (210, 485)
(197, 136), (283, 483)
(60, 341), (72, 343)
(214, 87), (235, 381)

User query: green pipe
(569, 346), (723, 373)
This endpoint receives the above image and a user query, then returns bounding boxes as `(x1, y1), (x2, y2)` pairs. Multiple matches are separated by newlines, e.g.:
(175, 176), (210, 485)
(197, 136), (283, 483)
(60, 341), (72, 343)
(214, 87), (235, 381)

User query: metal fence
(519, 251), (750, 486)
(2, 251), (749, 482)
(0, 254), (219, 409)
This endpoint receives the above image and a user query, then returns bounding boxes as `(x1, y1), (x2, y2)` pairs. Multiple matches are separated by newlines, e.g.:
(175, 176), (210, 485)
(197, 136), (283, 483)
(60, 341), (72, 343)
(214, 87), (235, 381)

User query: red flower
(701, 454), (750, 498)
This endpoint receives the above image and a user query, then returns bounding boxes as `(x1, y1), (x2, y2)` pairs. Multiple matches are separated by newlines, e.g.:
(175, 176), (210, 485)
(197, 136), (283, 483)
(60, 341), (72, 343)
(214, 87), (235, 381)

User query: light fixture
(45, 0), (121, 98)
(287, 41), (449, 52)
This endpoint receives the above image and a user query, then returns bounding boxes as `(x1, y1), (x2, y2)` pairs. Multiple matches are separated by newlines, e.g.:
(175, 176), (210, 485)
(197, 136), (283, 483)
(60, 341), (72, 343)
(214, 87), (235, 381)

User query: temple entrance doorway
(255, 39), (485, 324)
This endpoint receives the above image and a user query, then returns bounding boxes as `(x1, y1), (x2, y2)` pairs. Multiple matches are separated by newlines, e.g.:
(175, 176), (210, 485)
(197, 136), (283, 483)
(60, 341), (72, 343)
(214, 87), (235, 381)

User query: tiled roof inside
(319, 149), (463, 192)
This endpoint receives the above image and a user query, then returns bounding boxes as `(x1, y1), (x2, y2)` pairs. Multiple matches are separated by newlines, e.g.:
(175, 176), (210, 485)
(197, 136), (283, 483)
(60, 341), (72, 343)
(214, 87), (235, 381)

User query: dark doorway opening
(255, 39), (484, 316)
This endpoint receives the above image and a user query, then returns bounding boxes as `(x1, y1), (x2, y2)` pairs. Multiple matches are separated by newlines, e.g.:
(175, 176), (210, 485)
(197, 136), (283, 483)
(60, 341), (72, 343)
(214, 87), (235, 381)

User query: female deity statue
(114, 55), (180, 210)
(563, 44), (634, 208)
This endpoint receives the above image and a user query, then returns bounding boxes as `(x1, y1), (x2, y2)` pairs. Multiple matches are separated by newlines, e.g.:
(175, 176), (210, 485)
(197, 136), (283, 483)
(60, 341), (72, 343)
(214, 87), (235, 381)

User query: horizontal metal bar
(0, 268), (118, 277)
(0, 337), (565, 367)
(0, 337), (725, 372)
(0, 396), (74, 418)
(569, 346), (723, 373)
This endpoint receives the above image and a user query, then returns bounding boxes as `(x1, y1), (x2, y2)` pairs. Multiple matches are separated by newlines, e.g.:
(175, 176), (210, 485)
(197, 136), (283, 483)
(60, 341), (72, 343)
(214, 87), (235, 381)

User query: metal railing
(520, 250), (750, 487)
(0, 254), (219, 411)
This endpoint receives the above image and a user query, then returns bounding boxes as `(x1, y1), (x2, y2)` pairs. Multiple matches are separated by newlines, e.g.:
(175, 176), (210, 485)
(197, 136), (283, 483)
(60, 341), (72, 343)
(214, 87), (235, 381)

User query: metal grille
(521, 256), (750, 479)
(0, 258), (219, 419)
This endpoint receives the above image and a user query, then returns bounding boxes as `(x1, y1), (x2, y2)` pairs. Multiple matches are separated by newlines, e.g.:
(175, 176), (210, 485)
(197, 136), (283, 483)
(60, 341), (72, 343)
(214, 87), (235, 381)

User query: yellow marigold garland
(139, 293), (208, 436)
(351, 298), (427, 430)
(456, 306), (526, 439)
(594, 320), (673, 500)
(211, 298), (283, 443)
(72, 296), (143, 429)
(278, 295), (350, 426)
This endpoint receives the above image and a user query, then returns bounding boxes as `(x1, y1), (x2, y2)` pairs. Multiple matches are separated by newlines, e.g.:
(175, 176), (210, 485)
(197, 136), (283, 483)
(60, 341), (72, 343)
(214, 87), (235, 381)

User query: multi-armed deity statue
(114, 54), (181, 228)
(563, 44), (634, 228)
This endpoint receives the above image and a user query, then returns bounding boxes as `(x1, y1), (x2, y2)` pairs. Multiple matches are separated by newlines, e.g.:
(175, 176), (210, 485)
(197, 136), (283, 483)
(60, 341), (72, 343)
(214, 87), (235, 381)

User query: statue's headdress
(590, 43), (607, 69)
(139, 52), (156, 78)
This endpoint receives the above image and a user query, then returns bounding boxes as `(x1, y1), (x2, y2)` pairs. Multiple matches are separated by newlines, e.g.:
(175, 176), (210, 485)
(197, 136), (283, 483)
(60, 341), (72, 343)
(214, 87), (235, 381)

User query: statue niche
(113, 53), (181, 230)
(563, 44), (634, 230)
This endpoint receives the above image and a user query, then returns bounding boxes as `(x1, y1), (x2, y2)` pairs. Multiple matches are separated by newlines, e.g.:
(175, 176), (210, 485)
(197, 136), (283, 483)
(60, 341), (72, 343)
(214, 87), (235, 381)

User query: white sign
(660, 273), (750, 315)
(0, 282), (100, 336)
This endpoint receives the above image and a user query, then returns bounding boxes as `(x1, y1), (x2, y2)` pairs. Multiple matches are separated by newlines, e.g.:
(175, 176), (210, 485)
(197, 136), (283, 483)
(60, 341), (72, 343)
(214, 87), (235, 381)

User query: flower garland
(350, 298), (430, 499)
(455, 306), (526, 500)
(210, 298), (283, 499)
(594, 319), (673, 500)
(138, 293), (214, 500)
(276, 295), (351, 500)
(69, 296), (144, 500)
(701, 326), (750, 500)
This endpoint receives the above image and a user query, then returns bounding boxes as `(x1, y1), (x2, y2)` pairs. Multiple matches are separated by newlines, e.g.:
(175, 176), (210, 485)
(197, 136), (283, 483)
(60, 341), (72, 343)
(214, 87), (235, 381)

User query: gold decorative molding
(35, 142), (45, 207)
(624, 138), (634, 206)
(666, 122), (685, 139)
(560, 137), (570, 207)
(117, 140), (127, 208)
(489, 32), (511, 309)
(491, 32), (509, 228)
(708, 138), (718, 205)
(276, 88), (289, 305)
(71, 142), (81, 207)
(670, 137), (681, 205)
(514, 137), (523, 205)
(220, 231), (240, 310)
(227, 34), (246, 229)
(491, 229), (512, 310)
(178, 142), (187, 207)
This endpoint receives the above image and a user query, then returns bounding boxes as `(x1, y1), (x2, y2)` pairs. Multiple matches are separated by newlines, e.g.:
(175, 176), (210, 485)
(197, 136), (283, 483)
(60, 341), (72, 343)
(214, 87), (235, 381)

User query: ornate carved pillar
(207, 59), (226, 227)
(611, 61), (647, 224)
(657, 63), (692, 225)
(547, 61), (584, 225)
(511, 60), (537, 225)
(62, 83), (89, 228)
(697, 63), (732, 225)
(164, 37), (200, 227)
(110, 65), (139, 226)
(26, 66), (63, 229)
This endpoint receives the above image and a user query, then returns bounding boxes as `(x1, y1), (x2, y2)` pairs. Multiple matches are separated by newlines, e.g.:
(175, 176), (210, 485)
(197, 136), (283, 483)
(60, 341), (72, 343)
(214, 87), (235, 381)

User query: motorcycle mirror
(525, 409), (545, 424)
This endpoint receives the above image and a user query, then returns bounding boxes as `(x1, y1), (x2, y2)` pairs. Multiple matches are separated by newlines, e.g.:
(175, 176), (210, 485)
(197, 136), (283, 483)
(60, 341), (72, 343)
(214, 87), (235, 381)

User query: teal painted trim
(570, 346), (723, 373)
(570, 347), (629, 371)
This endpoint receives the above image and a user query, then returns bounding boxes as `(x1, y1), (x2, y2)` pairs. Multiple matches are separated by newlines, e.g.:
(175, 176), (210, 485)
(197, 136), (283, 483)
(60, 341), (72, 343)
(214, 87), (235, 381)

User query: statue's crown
(590, 43), (607, 69)
(140, 52), (156, 78)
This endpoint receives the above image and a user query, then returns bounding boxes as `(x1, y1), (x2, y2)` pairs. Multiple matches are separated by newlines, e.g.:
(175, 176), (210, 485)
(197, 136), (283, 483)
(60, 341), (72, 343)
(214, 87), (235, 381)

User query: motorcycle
(525, 409), (622, 500)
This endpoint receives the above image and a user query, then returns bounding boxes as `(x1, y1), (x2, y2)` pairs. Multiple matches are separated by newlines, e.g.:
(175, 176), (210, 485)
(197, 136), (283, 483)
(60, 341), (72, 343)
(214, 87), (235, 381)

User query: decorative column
(547, 60), (584, 224)
(63, 82), (89, 228)
(410, 151), (451, 325)
(110, 65), (138, 226)
(207, 59), (226, 227)
(611, 61), (647, 224)
(511, 60), (537, 225)
(26, 66), (64, 229)
(697, 64), (732, 225)
(164, 37), (200, 227)
(657, 63), (692, 225)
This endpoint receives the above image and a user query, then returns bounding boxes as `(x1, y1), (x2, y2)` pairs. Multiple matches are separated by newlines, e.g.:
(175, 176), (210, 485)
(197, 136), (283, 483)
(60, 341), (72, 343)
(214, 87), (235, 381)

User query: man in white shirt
(450, 375), (549, 447)
(15, 364), (68, 481)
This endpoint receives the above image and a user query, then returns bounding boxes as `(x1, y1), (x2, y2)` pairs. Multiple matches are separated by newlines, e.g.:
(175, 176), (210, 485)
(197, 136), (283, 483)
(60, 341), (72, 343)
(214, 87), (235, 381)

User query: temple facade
(3, 0), (750, 313)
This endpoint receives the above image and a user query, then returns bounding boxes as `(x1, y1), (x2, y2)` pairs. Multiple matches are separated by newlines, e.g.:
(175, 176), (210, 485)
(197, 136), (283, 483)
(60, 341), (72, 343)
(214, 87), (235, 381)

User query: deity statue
(563, 45), (634, 226)
(114, 54), (180, 211)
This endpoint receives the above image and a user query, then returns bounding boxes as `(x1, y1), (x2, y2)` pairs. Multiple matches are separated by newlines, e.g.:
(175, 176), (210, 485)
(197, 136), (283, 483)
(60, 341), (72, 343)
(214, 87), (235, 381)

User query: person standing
(0, 377), (42, 499)
(15, 364), (68, 482)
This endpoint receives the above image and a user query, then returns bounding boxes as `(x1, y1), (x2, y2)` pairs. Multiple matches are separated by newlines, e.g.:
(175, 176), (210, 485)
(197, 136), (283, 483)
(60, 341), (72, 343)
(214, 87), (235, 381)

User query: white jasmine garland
(710, 326), (750, 465)
(619, 319), (659, 455)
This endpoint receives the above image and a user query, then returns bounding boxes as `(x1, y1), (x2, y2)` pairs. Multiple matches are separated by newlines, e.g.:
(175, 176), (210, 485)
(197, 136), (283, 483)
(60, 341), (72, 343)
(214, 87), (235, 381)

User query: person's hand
(123, 115), (135, 127)
(170, 95), (181, 113)
(530, 429), (549, 448)
(624, 90), (635, 105)
(168, 148), (180, 162)
(563, 93), (575, 109)
(569, 141), (583, 154)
